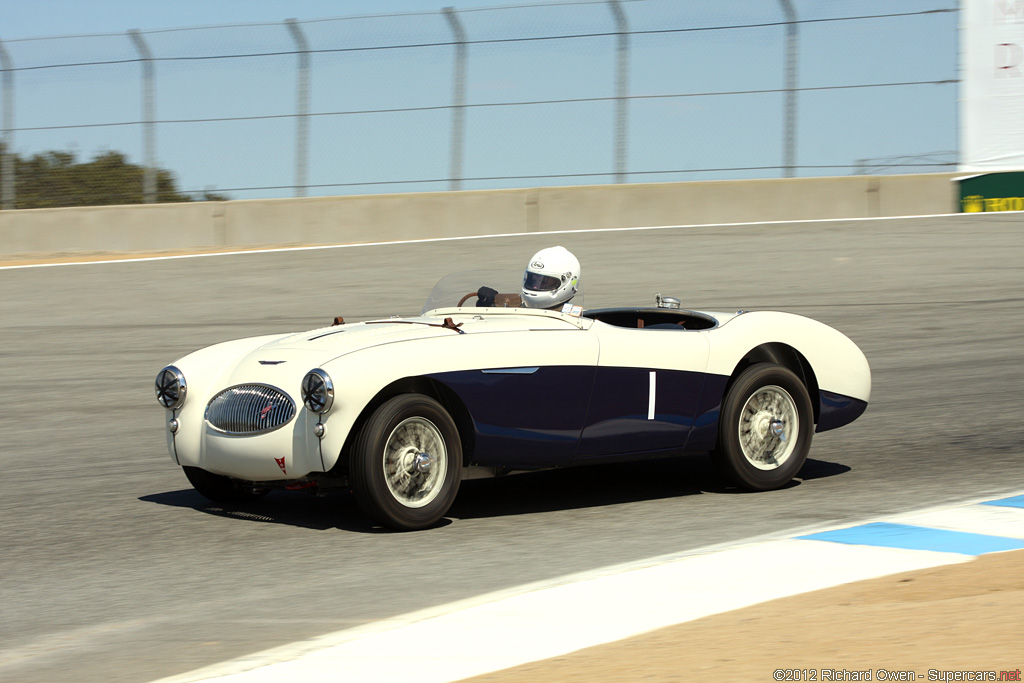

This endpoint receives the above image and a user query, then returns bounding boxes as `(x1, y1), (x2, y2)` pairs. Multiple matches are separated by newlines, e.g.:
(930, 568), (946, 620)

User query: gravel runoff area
(464, 549), (1024, 682)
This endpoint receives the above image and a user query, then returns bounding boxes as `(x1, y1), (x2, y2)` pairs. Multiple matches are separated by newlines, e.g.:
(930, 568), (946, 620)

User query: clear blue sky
(0, 0), (959, 199)
(2, 1), (531, 37)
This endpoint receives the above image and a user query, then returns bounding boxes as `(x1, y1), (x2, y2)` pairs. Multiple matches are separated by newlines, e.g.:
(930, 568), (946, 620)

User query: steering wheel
(457, 292), (478, 307)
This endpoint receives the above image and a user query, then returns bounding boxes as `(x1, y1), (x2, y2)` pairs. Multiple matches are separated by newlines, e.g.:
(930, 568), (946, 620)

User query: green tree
(0, 145), (227, 209)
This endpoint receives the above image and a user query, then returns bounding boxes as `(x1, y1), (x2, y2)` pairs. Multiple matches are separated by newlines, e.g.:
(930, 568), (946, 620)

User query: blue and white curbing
(155, 493), (1024, 683)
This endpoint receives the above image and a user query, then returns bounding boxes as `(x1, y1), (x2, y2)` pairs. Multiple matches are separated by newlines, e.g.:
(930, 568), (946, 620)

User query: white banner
(961, 0), (1024, 171)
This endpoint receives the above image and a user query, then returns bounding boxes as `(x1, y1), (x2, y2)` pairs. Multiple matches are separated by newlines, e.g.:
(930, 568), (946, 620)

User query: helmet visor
(523, 272), (562, 292)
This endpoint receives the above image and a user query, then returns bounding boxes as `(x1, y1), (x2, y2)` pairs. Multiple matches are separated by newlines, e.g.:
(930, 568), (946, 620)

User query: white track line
(151, 490), (1024, 683)
(0, 211), (987, 271)
(157, 543), (970, 683)
(887, 505), (1024, 538)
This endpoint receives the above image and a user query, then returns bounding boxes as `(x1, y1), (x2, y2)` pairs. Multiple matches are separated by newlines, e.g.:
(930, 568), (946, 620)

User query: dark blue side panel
(428, 366), (595, 466)
(576, 367), (707, 457)
(681, 373), (729, 453)
(817, 390), (868, 432)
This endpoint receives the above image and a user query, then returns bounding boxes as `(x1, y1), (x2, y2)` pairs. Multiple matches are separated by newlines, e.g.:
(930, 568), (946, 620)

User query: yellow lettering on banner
(960, 196), (1024, 212)
(961, 195), (985, 212)
(994, 197), (1023, 211)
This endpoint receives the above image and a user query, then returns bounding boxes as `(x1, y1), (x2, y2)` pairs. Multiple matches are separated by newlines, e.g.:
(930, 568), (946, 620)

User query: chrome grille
(205, 384), (296, 435)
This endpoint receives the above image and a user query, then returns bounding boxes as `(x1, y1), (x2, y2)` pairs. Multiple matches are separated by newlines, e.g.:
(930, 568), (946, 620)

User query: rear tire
(183, 466), (268, 503)
(712, 363), (813, 491)
(350, 394), (462, 531)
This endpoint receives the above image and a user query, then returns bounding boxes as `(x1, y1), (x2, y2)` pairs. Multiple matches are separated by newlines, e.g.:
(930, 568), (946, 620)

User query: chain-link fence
(0, 0), (959, 209)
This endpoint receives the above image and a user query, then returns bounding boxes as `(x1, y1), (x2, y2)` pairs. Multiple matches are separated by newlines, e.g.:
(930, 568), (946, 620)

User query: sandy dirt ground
(464, 549), (1024, 682)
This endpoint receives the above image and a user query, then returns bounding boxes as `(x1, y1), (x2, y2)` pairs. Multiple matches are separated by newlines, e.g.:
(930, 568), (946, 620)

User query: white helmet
(521, 246), (580, 309)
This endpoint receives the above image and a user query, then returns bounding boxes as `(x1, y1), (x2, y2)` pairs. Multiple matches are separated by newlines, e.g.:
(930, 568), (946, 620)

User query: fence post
(0, 38), (14, 210)
(444, 7), (466, 192)
(778, 0), (798, 178)
(608, 0), (629, 184)
(285, 19), (310, 198)
(128, 30), (157, 203)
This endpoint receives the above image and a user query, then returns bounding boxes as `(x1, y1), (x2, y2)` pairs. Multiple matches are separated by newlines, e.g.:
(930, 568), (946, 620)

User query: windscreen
(421, 270), (584, 314)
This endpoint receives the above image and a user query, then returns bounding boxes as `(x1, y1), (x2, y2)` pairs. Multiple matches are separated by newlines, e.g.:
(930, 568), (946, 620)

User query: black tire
(712, 363), (813, 491)
(183, 466), (268, 503)
(350, 394), (462, 531)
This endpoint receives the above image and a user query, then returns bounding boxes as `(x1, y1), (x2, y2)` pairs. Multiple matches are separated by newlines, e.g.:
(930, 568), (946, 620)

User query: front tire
(350, 394), (462, 531)
(713, 363), (813, 491)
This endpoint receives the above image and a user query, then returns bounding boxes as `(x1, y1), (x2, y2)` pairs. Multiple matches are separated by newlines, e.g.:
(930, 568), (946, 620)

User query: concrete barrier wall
(0, 173), (960, 256)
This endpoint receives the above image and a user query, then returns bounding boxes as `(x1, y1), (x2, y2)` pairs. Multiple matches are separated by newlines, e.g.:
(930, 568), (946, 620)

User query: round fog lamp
(301, 369), (334, 414)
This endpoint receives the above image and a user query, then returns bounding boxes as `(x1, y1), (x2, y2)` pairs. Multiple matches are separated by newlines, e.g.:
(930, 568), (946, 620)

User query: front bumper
(166, 401), (327, 481)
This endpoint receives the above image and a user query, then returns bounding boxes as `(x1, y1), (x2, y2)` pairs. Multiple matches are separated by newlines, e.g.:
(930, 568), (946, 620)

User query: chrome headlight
(155, 365), (187, 409)
(301, 369), (334, 414)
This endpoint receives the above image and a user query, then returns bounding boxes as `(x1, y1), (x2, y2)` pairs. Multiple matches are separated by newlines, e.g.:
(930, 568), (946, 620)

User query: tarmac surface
(1, 213), (1022, 681)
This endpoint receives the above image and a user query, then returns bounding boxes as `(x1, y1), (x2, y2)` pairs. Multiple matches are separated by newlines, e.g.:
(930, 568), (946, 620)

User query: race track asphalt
(1, 212), (1022, 682)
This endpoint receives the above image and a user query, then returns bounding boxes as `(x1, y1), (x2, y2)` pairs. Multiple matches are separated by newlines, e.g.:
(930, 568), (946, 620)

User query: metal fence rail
(0, 0), (959, 208)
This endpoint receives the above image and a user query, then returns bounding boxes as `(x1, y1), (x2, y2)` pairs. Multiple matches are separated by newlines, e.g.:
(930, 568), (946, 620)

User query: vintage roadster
(155, 270), (870, 531)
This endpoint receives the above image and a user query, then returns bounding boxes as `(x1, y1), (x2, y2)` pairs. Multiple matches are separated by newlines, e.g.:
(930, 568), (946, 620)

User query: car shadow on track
(796, 457), (852, 481)
(447, 455), (848, 518)
(139, 489), (388, 533)
(139, 456), (850, 532)
(450, 456), (713, 520)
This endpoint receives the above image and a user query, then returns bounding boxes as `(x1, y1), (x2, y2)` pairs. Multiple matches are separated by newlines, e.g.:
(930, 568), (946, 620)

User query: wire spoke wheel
(713, 363), (813, 491)
(737, 385), (799, 470)
(350, 394), (462, 531)
(382, 416), (447, 508)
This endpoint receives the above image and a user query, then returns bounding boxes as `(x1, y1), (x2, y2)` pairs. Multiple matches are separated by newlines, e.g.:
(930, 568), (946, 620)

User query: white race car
(155, 271), (870, 531)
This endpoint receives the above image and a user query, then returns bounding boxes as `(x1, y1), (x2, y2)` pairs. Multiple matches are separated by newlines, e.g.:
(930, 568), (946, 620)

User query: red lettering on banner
(997, 43), (1024, 77)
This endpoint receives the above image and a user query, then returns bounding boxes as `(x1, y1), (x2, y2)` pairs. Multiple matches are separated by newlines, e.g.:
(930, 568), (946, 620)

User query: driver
(521, 246), (580, 310)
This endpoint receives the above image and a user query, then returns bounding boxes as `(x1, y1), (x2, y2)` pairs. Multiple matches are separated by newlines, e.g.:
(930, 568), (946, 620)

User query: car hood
(242, 310), (585, 366)
(170, 318), (455, 400)
(172, 310), (587, 399)
(256, 318), (452, 360)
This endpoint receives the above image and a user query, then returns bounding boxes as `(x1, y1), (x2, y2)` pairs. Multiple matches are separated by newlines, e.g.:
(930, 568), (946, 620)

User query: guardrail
(0, 173), (960, 256)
